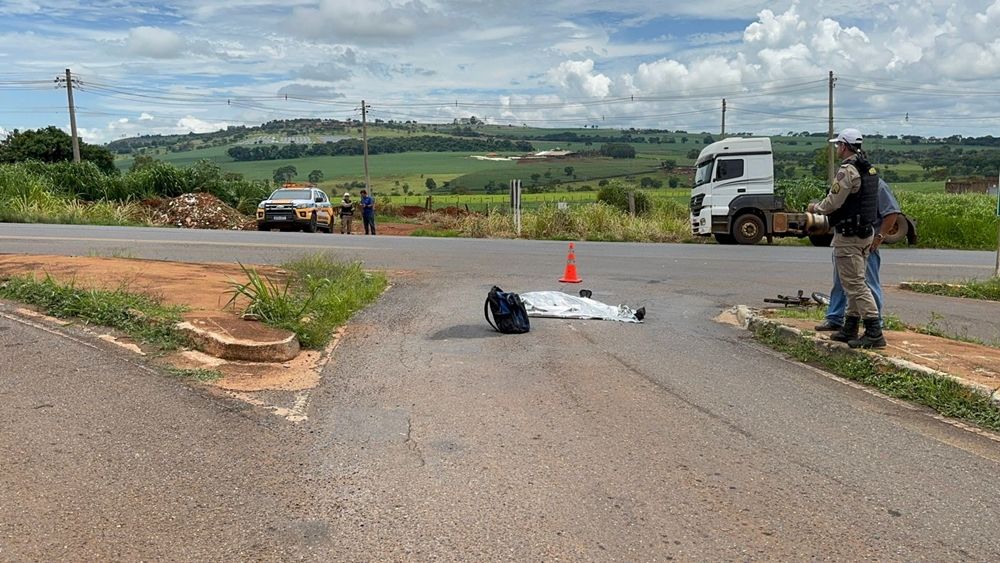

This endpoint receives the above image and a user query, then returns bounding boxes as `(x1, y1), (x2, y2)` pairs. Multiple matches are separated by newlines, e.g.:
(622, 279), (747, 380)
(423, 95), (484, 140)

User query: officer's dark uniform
(814, 151), (883, 347)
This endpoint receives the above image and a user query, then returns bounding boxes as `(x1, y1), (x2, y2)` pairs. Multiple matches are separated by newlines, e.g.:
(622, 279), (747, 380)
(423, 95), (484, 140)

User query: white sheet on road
(519, 291), (643, 323)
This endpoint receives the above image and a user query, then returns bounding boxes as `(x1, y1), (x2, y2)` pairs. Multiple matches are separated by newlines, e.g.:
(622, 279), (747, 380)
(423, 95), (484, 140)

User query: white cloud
(744, 6), (807, 47)
(0, 0), (41, 16)
(286, 0), (461, 44)
(176, 116), (234, 134)
(548, 60), (612, 98)
(7, 0), (1000, 139)
(125, 26), (186, 58)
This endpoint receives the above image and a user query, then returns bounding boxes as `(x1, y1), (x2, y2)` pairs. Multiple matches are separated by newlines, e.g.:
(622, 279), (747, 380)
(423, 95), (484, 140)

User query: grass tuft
(227, 253), (387, 349)
(166, 367), (223, 382)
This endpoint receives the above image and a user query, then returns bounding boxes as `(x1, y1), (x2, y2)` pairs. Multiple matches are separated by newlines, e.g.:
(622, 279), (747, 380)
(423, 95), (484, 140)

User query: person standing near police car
(339, 192), (355, 234)
(807, 128), (885, 349)
(360, 189), (376, 235)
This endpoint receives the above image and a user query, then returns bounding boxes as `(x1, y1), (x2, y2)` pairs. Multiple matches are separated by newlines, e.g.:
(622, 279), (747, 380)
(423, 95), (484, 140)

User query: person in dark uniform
(808, 128), (885, 348)
(815, 178), (901, 332)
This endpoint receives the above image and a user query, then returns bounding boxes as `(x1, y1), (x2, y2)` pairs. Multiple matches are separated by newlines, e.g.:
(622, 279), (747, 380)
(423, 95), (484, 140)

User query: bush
(127, 160), (187, 198)
(596, 182), (652, 215)
(775, 177), (826, 211)
(449, 198), (695, 243)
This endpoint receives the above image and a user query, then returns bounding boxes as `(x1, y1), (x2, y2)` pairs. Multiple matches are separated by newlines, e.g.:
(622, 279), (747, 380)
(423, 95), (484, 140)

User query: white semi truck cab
(689, 137), (915, 246)
(689, 137), (788, 244)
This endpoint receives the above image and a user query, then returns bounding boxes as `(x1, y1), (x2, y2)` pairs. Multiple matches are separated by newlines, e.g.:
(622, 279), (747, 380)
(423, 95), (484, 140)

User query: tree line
(226, 135), (535, 162)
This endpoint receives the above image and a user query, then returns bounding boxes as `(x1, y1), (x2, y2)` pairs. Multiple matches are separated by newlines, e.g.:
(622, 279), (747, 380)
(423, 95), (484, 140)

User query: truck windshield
(693, 160), (713, 187)
(268, 189), (311, 200)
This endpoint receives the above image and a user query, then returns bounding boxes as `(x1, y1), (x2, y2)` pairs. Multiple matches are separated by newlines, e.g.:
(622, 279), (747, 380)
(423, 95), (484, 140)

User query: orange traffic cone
(559, 242), (583, 283)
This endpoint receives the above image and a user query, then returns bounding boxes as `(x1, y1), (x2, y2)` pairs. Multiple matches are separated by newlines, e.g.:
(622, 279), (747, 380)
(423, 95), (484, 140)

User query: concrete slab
(178, 312), (299, 362)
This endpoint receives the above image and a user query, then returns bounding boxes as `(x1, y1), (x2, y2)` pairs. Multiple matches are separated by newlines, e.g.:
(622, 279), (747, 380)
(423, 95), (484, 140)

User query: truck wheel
(808, 234), (833, 247)
(306, 213), (318, 233)
(713, 233), (737, 245)
(732, 214), (764, 245)
(882, 215), (909, 244)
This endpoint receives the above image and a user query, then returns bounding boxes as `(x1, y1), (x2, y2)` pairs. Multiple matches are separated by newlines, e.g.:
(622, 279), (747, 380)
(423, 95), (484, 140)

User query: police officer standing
(808, 128), (885, 348)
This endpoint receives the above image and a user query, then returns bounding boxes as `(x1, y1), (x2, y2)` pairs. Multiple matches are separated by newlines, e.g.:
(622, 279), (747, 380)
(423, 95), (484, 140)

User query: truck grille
(690, 194), (705, 212)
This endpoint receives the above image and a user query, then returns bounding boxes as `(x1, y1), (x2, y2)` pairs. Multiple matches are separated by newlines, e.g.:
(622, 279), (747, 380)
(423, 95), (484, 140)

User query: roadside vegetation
(0, 254), (388, 353)
(227, 253), (387, 349)
(166, 367), (223, 382)
(895, 193), (999, 250)
(3, 123), (998, 250)
(0, 273), (189, 349)
(766, 306), (998, 347)
(902, 278), (1000, 302)
(751, 321), (1000, 432)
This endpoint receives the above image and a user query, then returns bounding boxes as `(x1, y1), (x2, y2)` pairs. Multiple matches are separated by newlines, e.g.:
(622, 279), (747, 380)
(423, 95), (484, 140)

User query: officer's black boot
(849, 318), (886, 349)
(830, 315), (860, 343)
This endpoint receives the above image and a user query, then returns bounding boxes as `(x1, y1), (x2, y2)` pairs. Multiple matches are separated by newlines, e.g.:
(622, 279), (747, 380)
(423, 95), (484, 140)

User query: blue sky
(3, 0), (1000, 143)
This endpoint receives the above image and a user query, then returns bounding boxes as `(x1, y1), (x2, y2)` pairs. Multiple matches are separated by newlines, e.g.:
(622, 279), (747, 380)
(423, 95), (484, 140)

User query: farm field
(111, 122), (1000, 202)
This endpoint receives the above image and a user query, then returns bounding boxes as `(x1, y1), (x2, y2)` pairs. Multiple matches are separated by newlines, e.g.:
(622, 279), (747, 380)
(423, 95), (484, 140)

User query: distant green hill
(109, 119), (1000, 193)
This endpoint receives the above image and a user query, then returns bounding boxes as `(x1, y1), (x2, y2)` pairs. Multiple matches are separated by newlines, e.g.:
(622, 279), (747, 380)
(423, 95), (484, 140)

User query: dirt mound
(399, 205), (428, 218)
(147, 193), (255, 230)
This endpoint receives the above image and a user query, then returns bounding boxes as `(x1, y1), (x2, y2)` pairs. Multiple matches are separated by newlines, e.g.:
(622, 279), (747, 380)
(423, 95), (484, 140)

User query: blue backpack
(484, 286), (530, 334)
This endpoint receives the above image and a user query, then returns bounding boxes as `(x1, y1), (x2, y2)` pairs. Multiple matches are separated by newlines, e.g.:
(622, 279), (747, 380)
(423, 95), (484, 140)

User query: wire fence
(381, 190), (690, 213)
(383, 192), (599, 212)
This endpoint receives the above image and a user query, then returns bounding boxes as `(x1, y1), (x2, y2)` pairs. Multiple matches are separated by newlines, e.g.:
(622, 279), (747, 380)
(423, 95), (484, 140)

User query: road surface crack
(404, 416), (426, 467)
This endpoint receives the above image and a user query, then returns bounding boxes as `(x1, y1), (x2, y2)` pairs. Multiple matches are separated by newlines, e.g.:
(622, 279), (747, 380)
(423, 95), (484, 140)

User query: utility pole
(721, 98), (726, 138)
(827, 70), (836, 186)
(361, 99), (371, 193)
(60, 68), (81, 163)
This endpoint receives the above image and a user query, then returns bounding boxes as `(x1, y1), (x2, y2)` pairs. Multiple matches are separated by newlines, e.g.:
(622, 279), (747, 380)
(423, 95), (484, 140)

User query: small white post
(509, 179), (522, 236)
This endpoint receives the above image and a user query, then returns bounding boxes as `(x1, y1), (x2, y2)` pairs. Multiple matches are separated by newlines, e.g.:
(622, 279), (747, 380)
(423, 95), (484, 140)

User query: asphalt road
(2, 223), (1000, 560)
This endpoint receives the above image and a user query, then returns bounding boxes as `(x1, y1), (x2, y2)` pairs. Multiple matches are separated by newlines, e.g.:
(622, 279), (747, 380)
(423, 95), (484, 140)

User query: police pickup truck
(256, 185), (334, 232)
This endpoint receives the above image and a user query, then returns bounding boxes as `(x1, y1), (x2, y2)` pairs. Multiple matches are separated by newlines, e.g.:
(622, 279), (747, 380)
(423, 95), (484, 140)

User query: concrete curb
(732, 305), (1000, 404)
(898, 281), (967, 292)
(177, 319), (300, 363)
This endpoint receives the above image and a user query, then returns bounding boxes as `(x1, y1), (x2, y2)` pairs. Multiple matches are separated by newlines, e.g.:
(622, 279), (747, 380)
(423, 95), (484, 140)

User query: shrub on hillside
(596, 182), (652, 215)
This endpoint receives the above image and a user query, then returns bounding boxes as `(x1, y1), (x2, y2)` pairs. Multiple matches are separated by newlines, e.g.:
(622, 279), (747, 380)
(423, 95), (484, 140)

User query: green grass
(752, 322), (1000, 432)
(430, 199), (698, 242)
(893, 181), (945, 194)
(768, 306), (905, 332)
(166, 367), (223, 382)
(903, 278), (1000, 302)
(411, 229), (461, 237)
(896, 192), (998, 249)
(86, 247), (137, 259)
(226, 253), (387, 349)
(445, 157), (667, 192)
(0, 274), (189, 349)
